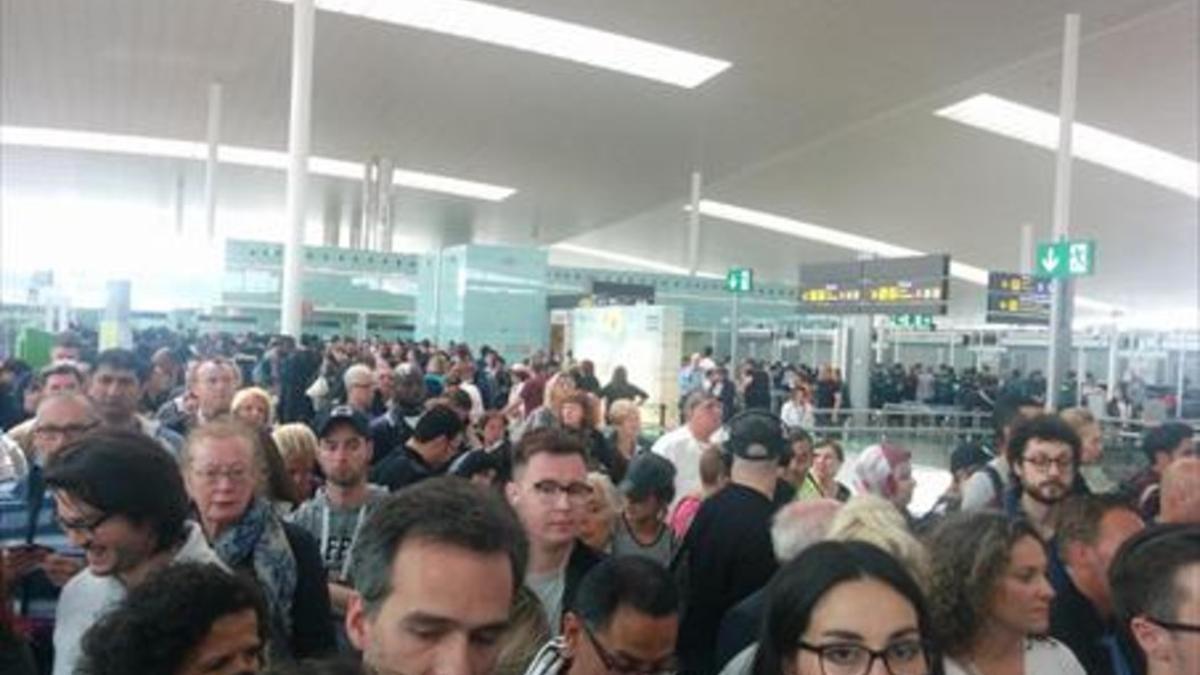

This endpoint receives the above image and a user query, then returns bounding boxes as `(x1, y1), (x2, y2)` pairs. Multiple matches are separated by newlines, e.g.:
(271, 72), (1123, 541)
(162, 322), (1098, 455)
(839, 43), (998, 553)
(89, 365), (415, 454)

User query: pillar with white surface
(280, 0), (315, 338)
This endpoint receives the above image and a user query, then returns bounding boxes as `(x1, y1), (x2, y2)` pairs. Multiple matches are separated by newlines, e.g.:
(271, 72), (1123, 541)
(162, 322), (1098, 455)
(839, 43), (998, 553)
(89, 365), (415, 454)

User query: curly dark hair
(926, 511), (1043, 656)
(78, 562), (267, 675)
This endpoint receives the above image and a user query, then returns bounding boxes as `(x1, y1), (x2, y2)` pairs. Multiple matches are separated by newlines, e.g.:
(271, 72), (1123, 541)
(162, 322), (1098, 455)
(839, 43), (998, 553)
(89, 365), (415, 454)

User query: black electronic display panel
(986, 272), (1051, 325)
(590, 281), (655, 307)
(798, 254), (950, 316)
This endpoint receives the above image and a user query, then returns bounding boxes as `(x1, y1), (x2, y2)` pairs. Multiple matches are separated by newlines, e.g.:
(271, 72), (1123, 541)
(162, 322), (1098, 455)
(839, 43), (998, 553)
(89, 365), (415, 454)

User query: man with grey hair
(714, 499), (842, 673)
(0, 393), (98, 672)
(651, 391), (724, 507)
(1160, 457), (1200, 525)
(342, 363), (377, 416)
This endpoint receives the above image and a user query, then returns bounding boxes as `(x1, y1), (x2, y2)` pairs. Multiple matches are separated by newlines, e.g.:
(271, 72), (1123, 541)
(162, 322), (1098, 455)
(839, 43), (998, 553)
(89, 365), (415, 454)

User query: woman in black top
(599, 366), (648, 409)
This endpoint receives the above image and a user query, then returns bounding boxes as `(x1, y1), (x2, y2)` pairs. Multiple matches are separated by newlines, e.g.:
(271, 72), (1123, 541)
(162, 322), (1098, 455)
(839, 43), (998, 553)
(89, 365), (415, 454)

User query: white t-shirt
(526, 566), (567, 635)
(651, 425), (711, 507)
(943, 638), (1086, 675)
(960, 455), (1008, 511)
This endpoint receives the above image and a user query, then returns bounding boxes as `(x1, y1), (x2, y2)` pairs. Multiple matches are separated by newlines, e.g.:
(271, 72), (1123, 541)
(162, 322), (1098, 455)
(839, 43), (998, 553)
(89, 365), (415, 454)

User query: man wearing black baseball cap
(369, 404), (465, 492)
(288, 405), (389, 631)
(677, 410), (787, 675)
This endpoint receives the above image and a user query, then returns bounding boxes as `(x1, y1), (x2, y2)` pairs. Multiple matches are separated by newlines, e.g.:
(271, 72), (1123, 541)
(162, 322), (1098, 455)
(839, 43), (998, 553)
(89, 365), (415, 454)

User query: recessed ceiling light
(0, 125), (516, 201)
(550, 242), (721, 278)
(937, 94), (1198, 199)
(694, 199), (1120, 313)
(268, 0), (730, 88)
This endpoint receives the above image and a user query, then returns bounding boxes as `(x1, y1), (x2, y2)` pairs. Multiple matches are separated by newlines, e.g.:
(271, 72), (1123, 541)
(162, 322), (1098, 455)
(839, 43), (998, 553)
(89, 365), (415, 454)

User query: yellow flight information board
(986, 272), (1051, 325)
(798, 255), (950, 315)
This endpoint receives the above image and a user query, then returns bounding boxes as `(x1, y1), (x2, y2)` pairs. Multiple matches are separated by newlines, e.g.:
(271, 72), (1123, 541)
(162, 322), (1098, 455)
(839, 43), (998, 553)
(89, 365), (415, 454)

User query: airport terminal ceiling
(0, 0), (1196, 326)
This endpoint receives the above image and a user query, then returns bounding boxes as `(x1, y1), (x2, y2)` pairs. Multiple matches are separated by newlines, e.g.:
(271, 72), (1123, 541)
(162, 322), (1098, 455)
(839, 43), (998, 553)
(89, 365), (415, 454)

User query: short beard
(1024, 482), (1068, 505)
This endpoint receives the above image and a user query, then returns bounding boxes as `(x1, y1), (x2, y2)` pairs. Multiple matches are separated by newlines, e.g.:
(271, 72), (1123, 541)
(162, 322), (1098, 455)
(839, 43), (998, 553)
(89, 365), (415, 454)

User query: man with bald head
(715, 498), (843, 672)
(0, 393), (98, 671)
(1160, 457), (1200, 525)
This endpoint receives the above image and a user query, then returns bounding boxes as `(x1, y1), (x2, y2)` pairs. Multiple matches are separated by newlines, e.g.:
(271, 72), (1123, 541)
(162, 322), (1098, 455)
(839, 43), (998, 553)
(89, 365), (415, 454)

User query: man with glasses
(525, 556), (679, 675)
(1007, 414), (1082, 541)
(1110, 524), (1200, 675)
(44, 429), (224, 675)
(506, 428), (604, 632)
(0, 393), (97, 673)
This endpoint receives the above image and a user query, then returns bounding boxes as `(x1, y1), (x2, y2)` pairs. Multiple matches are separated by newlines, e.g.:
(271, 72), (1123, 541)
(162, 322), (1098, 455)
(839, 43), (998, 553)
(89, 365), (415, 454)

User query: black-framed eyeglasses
(798, 640), (929, 675)
(530, 479), (593, 506)
(56, 511), (113, 537)
(33, 421), (99, 441)
(1146, 617), (1200, 634)
(582, 622), (677, 675)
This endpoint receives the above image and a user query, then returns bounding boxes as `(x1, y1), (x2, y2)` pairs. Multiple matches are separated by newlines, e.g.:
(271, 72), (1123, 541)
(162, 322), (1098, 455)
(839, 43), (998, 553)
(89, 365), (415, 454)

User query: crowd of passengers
(0, 328), (1196, 675)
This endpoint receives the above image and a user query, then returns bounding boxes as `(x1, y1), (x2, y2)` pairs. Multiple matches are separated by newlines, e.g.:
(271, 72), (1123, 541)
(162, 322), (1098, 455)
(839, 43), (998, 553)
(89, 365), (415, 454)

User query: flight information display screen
(798, 254), (950, 315)
(986, 272), (1051, 325)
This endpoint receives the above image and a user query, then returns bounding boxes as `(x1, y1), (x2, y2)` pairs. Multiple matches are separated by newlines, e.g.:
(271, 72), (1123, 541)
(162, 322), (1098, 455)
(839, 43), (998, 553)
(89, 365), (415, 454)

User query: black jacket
(715, 587), (767, 671)
(561, 542), (606, 626)
(1049, 572), (1141, 675)
(370, 444), (445, 492)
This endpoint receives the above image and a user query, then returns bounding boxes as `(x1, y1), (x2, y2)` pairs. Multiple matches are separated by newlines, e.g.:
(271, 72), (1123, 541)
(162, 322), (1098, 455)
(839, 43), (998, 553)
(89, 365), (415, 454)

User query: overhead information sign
(1035, 240), (1096, 278)
(986, 272), (1051, 325)
(798, 254), (950, 316)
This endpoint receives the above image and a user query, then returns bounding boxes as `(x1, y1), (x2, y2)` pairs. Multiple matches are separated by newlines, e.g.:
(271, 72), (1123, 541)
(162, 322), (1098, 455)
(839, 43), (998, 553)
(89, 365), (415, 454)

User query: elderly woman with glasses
(181, 419), (336, 661)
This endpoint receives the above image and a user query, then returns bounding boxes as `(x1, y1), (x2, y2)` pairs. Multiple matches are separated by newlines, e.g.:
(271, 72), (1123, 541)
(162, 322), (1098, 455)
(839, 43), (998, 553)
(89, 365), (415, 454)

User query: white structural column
(280, 0), (315, 338)
(1106, 326), (1120, 401)
(687, 171), (702, 275)
(1045, 13), (1080, 410)
(204, 83), (223, 239)
(1177, 345), (1187, 418)
(1020, 223), (1034, 274)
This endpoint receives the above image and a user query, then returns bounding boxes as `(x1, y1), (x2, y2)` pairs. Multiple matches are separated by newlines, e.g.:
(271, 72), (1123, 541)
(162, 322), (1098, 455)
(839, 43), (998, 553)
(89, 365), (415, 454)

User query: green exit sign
(891, 314), (934, 330)
(726, 267), (753, 293)
(1035, 240), (1095, 278)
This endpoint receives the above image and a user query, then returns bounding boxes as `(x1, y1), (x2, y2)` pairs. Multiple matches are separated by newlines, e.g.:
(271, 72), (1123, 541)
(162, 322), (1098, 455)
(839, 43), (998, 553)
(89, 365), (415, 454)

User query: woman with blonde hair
(273, 423), (319, 502)
(1060, 406), (1116, 494)
(604, 399), (648, 483)
(579, 472), (621, 553)
(232, 386), (275, 430)
(826, 494), (932, 589)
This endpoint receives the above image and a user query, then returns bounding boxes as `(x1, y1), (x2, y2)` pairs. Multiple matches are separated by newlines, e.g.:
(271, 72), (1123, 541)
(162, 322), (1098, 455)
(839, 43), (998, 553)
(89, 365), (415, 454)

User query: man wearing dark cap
(676, 411), (786, 675)
(288, 405), (389, 633)
(46, 429), (224, 675)
(369, 404), (465, 492)
(611, 453), (677, 567)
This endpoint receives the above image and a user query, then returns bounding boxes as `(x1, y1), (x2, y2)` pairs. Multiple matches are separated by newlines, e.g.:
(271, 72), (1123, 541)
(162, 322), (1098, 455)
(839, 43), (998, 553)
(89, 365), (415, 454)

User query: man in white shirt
(652, 392), (724, 507)
(47, 429), (224, 675)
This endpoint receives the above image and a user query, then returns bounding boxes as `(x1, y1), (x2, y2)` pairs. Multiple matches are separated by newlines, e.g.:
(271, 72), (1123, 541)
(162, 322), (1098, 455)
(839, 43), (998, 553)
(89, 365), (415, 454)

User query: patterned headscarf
(852, 443), (912, 499)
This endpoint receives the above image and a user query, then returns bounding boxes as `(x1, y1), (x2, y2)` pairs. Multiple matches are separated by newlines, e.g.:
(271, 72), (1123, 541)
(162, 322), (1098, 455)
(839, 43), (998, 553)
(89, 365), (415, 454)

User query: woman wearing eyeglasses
(182, 418), (336, 662)
(928, 512), (1085, 675)
(751, 539), (939, 675)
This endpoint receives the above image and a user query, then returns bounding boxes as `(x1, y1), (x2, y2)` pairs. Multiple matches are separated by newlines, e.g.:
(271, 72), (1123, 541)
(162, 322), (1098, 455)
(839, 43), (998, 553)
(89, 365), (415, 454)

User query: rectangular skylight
(694, 199), (1120, 313)
(550, 242), (722, 278)
(937, 94), (1199, 199)
(269, 0), (730, 88)
(0, 125), (516, 201)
